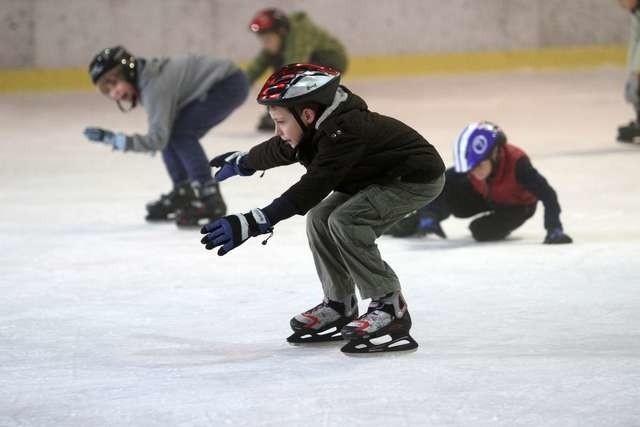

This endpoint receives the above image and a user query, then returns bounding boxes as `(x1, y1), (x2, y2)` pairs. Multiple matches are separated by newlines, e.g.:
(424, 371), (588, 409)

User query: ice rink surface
(1, 67), (639, 426)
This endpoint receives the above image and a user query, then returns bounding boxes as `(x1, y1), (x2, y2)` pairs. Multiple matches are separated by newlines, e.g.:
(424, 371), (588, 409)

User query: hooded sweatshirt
(127, 54), (238, 152)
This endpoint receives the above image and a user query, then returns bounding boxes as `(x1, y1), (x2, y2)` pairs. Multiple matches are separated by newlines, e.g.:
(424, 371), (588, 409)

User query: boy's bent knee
(327, 210), (349, 237)
(306, 206), (330, 235)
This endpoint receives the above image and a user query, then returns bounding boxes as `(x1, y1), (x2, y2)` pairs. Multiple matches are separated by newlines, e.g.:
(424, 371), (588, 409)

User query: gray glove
(83, 127), (129, 151)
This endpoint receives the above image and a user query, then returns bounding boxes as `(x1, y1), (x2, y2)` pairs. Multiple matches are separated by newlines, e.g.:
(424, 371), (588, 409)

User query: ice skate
(287, 295), (358, 344)
(617, 120), (640, 143)
(175, 181), (227, 228)
(384, 212), (419, 237)
(385, 212), (447, 238)
(417, 214), (447, 239)
(340, 291), (418, 355)
(145, 182), (193, 222)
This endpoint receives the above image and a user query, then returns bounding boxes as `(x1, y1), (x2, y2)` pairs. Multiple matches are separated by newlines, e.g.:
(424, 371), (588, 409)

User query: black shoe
(617, 121), (640, 143)
(175, 181), (227, 228)
(145, 182), (193, 222)
(256, 112), (275, 132)
(384, 213), (419, 237)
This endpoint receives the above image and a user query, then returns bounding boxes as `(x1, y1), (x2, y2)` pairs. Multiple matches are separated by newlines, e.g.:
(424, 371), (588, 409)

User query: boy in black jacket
(199, 64), (445, 354)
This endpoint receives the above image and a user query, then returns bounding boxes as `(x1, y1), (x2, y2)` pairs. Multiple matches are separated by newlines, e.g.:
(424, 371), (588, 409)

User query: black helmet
(257, 63), (341, 108)
(88, 45), (137, 86)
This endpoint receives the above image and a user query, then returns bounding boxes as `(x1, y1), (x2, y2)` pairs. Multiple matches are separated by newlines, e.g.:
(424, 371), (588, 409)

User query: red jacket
(468, 144), (537, 206)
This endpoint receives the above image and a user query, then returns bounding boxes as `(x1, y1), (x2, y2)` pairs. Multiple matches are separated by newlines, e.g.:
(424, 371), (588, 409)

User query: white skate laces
(348, 310), (393, 334)
(345, 291), (407, 333)
(293, 296), (356, 331)
(294, 300), (341, 331)
(339, 291), (418, 354)
(287, 295), (358, 344)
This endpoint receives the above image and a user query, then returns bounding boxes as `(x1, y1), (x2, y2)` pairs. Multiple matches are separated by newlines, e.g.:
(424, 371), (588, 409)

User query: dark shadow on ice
(395, 235), (533, 251)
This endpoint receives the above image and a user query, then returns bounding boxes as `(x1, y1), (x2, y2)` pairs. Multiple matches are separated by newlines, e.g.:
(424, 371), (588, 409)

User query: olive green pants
(306, 175), (444, 301)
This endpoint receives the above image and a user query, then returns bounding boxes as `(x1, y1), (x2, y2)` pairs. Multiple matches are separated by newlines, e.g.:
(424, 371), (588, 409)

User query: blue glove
(209, 151), (256, 182)
(417, 215), (447, 239)
(83, 127), (128, 151)
(543, 227), (573, 244)
(200, 208), (272, 256)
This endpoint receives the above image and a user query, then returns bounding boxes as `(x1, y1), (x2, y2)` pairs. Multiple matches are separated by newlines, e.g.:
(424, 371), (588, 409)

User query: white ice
(1, 68), (639, 426)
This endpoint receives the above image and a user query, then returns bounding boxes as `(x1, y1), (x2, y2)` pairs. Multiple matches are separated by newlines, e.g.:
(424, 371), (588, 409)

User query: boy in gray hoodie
(83, 46), (249, 226)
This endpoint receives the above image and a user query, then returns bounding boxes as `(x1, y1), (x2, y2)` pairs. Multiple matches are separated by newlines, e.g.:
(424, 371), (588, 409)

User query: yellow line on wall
(0, 45), (626, 93)
(0, 68), (95, 92)
(348, 45), (626, 78)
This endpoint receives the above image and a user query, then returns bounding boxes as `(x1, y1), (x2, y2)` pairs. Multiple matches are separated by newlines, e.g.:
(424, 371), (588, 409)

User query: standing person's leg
(170, 70), (250, 184)
(145, 146), (192, 221)
(329, 177), (444, 299)
(618, 72), (640, 143)
(306, 192), (356, 302)
(328, 176), (445, 353)
(469, 204), (537, 242)
(169, 71), (250, 226)
(287, 192), (359, 343)
(161, 145), (188, 184)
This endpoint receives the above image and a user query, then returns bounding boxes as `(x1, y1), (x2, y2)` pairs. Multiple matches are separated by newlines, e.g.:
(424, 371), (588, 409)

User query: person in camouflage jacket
(246, 8), (348, 131)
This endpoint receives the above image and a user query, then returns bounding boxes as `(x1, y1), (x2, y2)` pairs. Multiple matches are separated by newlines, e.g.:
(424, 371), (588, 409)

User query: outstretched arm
(246, 136), (298, 170)
(515, 157), (572, 244)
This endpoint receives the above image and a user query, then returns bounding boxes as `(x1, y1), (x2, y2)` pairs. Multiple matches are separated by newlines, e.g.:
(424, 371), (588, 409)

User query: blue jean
(162, 70), (249, 184)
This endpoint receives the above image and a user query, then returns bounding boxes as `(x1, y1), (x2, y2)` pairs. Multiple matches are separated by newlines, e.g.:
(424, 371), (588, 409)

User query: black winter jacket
(246, 87), (445, 224)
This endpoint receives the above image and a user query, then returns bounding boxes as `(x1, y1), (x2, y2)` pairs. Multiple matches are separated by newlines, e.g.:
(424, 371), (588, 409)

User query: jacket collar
(315, 86), (349, 129)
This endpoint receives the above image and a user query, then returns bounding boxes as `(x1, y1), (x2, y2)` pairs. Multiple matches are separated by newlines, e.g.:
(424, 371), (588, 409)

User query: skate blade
(616, 133), (640, 144)
(286, 330), (344, 345)
(287, 340), (344, 348)
(340, 334), (419, 356)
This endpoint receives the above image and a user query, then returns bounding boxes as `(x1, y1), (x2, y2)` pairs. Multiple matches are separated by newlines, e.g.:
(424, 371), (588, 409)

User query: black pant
(426, 168), (536, 241)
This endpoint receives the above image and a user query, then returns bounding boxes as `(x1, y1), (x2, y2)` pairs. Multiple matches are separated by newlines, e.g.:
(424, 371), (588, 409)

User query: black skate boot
(175, 180), (227, 228)
(145, 182), (193, 222)
(340, 291), (418, 354)
(256, 112), (275, 132)
(385, 211), (446, 238)
(287, 295), (358, 344)
(384, 212), (419, 237)
(617, 120), (640, 143)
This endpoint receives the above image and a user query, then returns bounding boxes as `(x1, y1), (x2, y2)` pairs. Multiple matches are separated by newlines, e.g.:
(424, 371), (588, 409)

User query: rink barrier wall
(0, 45), (626, 93)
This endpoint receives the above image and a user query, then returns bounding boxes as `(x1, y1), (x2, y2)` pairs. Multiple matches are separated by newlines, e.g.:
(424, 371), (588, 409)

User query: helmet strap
(289, 106), (317, 144)
(289, 107), (309, 131)
(116, 96), (137, 113)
